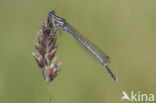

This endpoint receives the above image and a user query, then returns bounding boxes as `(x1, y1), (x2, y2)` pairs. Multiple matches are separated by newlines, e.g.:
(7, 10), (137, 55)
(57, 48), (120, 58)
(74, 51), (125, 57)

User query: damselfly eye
(48, 11), (54, 18)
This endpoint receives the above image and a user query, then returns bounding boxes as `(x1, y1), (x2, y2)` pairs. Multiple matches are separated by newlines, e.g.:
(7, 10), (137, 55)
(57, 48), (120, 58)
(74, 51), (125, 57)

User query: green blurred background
(0, 0), (156, 103)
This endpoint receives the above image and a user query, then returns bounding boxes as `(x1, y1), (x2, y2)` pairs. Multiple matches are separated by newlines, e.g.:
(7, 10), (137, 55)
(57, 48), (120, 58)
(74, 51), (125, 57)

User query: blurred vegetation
(0, 0), (156, 103)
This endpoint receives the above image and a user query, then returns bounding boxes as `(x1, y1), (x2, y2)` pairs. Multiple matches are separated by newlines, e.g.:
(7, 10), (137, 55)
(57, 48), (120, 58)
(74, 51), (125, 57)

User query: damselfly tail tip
(111, 74), (118, 82)
(114, 77), (118, 82)
(104, 64), (118, 82)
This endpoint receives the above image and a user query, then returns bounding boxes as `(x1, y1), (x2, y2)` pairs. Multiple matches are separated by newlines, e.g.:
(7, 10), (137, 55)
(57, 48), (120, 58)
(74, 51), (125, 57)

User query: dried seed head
(48, 43), (54, 51)
(32, 16), (61, 82)
(47, 58), (61, 82)
(32, 52), (46, 70)
(48, 48), (56, 60)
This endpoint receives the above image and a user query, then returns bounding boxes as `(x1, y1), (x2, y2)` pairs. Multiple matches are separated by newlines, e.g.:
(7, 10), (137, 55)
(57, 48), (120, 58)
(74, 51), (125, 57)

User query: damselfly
(48, 10), (118, 82)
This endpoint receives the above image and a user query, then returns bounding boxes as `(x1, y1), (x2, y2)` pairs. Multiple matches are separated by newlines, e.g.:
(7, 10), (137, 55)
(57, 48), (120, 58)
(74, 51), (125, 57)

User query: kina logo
(121, 91), (154, 102)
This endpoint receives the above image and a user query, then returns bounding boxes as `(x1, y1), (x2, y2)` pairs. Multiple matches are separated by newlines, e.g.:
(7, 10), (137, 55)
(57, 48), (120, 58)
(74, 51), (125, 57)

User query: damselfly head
(48, 10), (65, 27)
(48, 10), (55, 18)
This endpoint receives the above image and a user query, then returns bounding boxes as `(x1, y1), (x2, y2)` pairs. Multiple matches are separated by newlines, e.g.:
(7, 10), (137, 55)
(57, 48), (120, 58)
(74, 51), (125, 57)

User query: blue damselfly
(48, 10), (118, 82)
